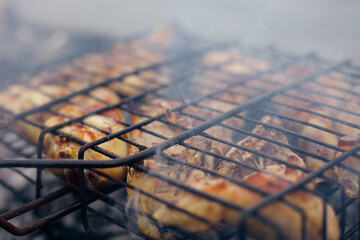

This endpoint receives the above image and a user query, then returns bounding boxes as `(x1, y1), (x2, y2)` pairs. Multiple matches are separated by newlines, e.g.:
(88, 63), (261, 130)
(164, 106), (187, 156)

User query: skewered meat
(152, 116), (339, 240)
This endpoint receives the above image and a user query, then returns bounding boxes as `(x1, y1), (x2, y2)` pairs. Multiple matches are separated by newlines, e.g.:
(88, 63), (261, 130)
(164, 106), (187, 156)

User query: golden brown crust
(202, 49), (270, 76)
(128, 114), (338, 240)
(127, 98), (241, 238)
(153, 172), (340, 240)
(332, 84), (360, 137)
(334, 135), (360, 198)
(220, 115), (306, 182)
(44, 111), (128, 188)
(0, 26), (174, 190)
(251, 71), (350, 184)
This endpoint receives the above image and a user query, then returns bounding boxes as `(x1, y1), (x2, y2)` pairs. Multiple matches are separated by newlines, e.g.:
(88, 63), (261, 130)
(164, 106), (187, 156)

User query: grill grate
(0, 30), (360, 240)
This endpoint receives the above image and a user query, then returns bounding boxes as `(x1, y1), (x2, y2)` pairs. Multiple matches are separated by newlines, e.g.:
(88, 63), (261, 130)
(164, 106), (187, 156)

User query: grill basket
(0, 30), (360, 240)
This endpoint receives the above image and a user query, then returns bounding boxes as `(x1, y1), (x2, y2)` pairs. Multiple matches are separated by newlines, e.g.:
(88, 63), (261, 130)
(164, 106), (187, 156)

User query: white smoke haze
(6, 0), (360, 64)
(2, 0), (360, 88)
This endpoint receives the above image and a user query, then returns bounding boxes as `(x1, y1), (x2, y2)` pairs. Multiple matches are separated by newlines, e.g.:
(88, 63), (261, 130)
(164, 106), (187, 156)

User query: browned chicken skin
(0, 27), (174, 188)
(127, 97), (243, 238)
(154, 117), (339, 239)
(330, 84), (360, 197)
(271, 74), (360, 194)
(44, 107), (128, 188)
(154, 171), (339, 240)
(128, 113), (339, 239)
(246, 70), (351, 183)
(332, 85), (360, 137)
(221, 115), (306, 181)
(334, 135), (360, 198)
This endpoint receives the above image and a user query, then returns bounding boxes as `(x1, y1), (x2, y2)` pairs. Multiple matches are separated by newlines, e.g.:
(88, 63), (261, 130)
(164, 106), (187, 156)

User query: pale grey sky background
(6, 0), (360, 63)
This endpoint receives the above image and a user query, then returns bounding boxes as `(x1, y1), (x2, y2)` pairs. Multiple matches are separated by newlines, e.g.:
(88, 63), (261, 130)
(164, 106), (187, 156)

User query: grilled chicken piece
(109, 68), (170, 97)
(0, 24), (172, 117)
(129, 115), (337, 240)
(130, 98), (238, 168)
(247, 70), (350, 182)
(127, 98), (239, 238)
(202, 49), (270, 74)
(330, 85), (360, 198)
(0, 83), (125, 185)
(44, 104), (128, 188)
(218, 115), (306, 182)
(197, 49), (274, 134)
(30, 25), (174, 88)
(202, 50), (241, 67)
(296, 112), (339, 181)
(152, 117), (338, 240)
(0, 25), (174, 141)
(334, 135), (360, 198)
(0, 84), (121, 144)
(0, 26), (175, 189)
(332, 85), (360, 137)
(0, 84), (68, 143)
(280, 73), (351, 182)
(43, 88), (123, 179)
(154, 171), (339, 240)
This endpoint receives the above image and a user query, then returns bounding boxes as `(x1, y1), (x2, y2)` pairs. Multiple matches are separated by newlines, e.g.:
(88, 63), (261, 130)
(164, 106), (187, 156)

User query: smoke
(5, 0), (360, 65)
(2, 0), (360, 89)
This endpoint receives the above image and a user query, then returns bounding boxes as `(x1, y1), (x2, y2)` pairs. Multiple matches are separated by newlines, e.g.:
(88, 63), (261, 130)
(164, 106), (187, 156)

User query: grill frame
(0, 33), (359, 240)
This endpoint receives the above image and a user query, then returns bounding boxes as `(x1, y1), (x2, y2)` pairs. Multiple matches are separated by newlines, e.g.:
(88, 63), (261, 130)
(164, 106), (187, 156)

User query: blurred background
(1, 0), (360, 85)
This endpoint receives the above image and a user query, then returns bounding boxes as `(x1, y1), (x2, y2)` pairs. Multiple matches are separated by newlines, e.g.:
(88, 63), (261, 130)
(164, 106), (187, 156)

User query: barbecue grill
(0, 24), (360, 240)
